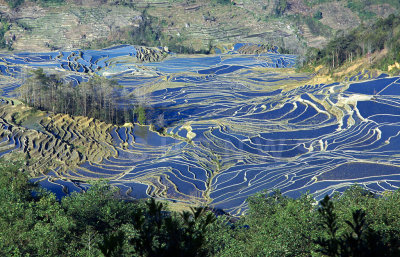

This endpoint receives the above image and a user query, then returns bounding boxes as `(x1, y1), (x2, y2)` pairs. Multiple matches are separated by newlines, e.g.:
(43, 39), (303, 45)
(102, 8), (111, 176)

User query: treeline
(1, 157), (400, 256)
(18, 69), (147, 125)
(0, 17), (10, 49)
(304, 14), (400, 72)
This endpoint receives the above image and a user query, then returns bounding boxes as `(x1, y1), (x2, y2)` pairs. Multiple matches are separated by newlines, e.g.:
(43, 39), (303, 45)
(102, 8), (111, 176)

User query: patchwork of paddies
(0, 44), (400, 215)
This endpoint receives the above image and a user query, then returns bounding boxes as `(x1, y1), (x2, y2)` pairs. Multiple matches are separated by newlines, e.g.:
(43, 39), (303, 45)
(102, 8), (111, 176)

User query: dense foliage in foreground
(1, 157), (400, 256)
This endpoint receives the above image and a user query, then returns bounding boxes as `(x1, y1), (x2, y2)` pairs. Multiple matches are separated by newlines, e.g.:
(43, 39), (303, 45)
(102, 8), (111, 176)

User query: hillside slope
(0, 0), (398, 53)
(302, 13), (400, 82)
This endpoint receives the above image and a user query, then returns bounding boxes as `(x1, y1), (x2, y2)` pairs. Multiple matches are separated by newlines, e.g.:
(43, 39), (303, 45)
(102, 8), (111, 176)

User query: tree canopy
(1, 156), (400, 256)
(18, 69), (150, 125)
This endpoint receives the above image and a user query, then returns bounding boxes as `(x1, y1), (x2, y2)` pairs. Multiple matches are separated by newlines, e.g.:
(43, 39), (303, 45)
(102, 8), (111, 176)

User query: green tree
(217, 190), (317, 256)
(0, 156), (74, 256)
(5, 0), (24, 9)
(275, 0), (288, 16)
(135, 106), (146, 125)
(313, 11), (323, 20)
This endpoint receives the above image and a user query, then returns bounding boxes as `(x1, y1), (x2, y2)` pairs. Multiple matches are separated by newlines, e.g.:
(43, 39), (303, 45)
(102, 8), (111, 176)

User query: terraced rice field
(0, 44), (399, 215)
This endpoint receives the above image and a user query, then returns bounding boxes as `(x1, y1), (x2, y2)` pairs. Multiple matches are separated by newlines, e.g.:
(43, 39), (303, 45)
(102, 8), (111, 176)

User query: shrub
(313, 11), (323, 20)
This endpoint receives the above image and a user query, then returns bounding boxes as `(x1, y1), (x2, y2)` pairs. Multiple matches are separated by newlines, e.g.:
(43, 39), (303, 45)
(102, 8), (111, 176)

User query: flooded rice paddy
(0, 45), (399, 215)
